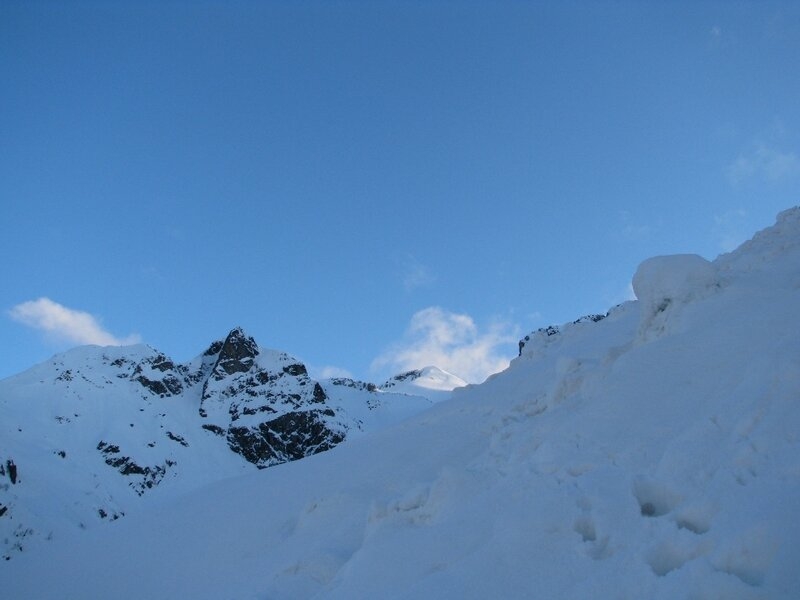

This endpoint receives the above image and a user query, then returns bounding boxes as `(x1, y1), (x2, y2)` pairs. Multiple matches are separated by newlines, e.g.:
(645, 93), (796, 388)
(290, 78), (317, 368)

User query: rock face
(209, 327), (259, 377)
(0, 329), (452, 559)
(228, 410), (345, 466)
(196, 328), (346, 468)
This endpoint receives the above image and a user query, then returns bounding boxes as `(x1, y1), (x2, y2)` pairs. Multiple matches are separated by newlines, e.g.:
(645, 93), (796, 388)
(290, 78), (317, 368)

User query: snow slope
(3, 207), (799, 599)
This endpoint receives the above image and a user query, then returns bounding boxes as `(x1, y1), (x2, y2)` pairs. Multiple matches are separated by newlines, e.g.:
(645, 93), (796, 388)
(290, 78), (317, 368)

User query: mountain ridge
(0, 327), (460, 559)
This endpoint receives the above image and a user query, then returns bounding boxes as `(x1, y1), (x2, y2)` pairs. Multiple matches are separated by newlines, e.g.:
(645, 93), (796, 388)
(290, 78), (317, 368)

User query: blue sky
(2, 1), (799, 383)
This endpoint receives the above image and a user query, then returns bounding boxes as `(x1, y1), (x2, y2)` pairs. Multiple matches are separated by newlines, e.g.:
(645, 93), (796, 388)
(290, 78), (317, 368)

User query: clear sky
(2, 1), (799, 384)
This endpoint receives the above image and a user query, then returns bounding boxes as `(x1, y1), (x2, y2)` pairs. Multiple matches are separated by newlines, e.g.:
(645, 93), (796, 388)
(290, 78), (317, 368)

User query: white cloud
(372, 307), (518, 384)
(8, 297), (141, 346)
(726, 143), (800, 185)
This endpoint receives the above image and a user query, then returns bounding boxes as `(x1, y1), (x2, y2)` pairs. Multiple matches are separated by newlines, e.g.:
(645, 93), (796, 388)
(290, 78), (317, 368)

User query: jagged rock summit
(192, 327), (340, 468)
(0, 328), (451, 559)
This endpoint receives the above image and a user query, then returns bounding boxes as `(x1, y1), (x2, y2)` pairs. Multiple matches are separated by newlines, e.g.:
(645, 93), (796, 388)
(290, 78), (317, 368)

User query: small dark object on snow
(6, 460), (17, 485)
(640, 502), (656, 517)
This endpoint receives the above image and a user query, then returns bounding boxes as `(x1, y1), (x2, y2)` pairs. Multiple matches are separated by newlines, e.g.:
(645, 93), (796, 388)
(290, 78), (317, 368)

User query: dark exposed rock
(519, 314), (608, 355)
(212, 328), (259, 378)
(381, 370), (425, 389)
(105, 455), (146, 476)
(97, 441), (173, 494)
(201, 424), (225, 436)
(255, 370), (278, 385)
(166, 431), (189, 447)
(573, 313), (606, 325)
(55, 370), (73, 382)
(227, 410), (345, 469)
(100, 453), (174, 495)
(7, 460), (17, 485)
(96, 508), (123, 521)
(312, 382), (327, 403)
(240, 404), (277, 417)
(203, 340), (224, 357)
(97, 441), (120, 454)
(283, 363), (308, 377)
(135, 374), (184, 396)
(329, 378), (378, 392)
(130, 353), (185, 396)
(518, 325), (560, 355)
(391, 370), (423, 383)
(150, 355), (176, 372)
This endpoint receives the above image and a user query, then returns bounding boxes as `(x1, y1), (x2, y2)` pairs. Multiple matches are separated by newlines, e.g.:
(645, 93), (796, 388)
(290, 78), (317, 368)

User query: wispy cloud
(372, 307), (518, 384)
(726, 143), (800, 185)
(8, 297), (141, 346)
(399, 254), (436, 292)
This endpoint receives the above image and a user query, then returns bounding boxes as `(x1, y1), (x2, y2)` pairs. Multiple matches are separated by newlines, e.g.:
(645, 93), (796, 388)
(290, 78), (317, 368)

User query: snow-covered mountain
(0, 328), (453, 560)
(3, 207), (800, 599)
(380, 366), (467, 400)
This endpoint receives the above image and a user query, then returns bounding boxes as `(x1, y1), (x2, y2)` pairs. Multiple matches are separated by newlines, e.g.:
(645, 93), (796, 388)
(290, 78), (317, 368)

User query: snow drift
(2, 207), (799, 599)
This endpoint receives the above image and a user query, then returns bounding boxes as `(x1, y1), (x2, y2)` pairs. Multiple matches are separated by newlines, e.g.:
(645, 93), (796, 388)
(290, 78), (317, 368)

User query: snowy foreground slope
(4, 208), (800, 599)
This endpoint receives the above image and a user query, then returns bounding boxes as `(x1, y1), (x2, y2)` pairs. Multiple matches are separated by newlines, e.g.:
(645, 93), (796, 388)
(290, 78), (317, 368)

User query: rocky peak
(212, 327), (260, 378)
(381, 370), (423, 388)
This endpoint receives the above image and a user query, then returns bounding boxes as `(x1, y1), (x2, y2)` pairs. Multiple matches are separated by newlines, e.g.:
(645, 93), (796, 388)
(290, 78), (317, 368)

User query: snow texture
(632, 253), (718, 339)
(1, 206), (799, 599)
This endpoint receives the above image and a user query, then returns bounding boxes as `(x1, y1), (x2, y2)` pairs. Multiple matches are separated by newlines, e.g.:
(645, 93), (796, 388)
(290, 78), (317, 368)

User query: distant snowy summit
(381, 365), (467, 397)
(0, 327), (457, 559)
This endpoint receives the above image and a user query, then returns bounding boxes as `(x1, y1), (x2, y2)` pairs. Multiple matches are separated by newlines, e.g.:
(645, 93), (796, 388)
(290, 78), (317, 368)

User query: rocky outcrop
(97, 441), (175, 496)
(227, 409), (345, 468)
(210, 327), (259, 378)
(518, 314), (606, 356)
(381, 370), (423, 389)
(195, 328), (347, 468)
(328, 377), (378, 393)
